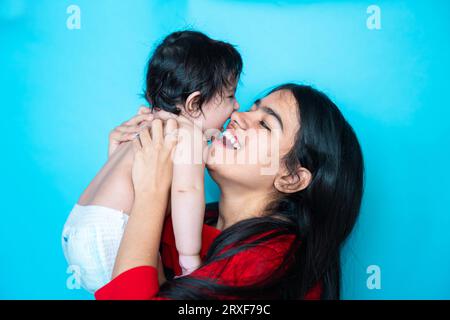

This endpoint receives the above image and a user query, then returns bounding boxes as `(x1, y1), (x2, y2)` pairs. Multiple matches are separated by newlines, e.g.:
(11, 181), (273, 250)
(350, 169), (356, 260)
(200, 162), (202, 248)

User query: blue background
(1, 0), (449, 299)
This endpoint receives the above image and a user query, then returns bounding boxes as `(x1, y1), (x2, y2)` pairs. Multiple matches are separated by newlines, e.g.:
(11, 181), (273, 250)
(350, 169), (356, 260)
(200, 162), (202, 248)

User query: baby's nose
(233, 100), (240, 111)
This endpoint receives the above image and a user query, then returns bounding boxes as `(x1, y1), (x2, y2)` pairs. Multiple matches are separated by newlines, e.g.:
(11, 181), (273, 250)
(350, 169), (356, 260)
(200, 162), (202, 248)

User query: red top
(95, 209), (322, 300)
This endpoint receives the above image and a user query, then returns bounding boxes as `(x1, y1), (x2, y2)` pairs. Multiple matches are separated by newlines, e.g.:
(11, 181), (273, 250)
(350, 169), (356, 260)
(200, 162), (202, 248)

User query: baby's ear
(185, 91), (203, 118)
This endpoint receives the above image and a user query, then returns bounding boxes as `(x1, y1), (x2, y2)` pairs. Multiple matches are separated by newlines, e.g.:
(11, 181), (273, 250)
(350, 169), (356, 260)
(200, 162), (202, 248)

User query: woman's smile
(211, 129), (242, 151)
(223, 130), (241, 149)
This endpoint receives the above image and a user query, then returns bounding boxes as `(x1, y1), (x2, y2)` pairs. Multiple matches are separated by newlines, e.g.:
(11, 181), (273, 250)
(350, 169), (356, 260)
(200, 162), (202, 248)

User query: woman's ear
(274, 166), (312, 194)
(184, 91), (202, 118)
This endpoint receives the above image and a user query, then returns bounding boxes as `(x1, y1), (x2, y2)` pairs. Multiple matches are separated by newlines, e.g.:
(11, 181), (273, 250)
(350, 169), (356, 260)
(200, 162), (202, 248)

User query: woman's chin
(206, 141), (248, 171)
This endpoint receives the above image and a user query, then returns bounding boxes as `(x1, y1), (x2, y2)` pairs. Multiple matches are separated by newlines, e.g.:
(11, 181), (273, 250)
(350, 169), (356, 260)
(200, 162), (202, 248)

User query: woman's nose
(230, 110), (247, 129)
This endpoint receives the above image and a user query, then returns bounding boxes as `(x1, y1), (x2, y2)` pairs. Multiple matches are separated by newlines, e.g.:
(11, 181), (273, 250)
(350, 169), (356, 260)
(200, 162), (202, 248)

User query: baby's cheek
(226, 104), (235, 118)
(218, 110), (230, 126)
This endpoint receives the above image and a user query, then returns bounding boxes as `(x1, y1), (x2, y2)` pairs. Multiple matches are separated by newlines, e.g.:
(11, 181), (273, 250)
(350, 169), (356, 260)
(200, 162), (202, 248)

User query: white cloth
(61, 204), (128, 293)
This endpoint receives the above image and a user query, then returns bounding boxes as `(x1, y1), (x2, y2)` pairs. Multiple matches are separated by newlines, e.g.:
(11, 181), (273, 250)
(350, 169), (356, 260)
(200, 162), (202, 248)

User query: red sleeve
(95, 266), (163, 300)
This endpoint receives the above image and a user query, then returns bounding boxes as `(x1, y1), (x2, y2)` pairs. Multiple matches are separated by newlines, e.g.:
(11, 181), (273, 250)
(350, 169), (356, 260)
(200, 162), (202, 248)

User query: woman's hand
(108, 106), (154, 157)
(111, 118), (178, 279)
(131, 118), (179, 195)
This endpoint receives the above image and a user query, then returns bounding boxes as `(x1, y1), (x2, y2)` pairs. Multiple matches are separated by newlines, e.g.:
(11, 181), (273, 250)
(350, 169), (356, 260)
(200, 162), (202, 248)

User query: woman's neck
(215, 185), (271, 231)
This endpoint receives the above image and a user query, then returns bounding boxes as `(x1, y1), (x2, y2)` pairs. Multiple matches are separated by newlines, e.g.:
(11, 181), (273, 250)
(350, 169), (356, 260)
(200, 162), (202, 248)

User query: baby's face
(200, 86), (240, 130)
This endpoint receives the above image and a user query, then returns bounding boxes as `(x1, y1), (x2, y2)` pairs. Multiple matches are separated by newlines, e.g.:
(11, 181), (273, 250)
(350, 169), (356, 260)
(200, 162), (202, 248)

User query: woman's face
(206, 89), (301, 192)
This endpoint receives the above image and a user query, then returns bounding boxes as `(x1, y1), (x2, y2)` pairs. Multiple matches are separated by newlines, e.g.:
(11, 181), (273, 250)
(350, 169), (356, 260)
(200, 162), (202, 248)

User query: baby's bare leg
(78, 142), (135, 215)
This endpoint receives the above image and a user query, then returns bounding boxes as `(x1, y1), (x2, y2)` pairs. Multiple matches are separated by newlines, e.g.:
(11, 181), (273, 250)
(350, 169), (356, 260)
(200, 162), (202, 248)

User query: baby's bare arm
(170, 122), (206, 273)
(171, 163), (205, 253)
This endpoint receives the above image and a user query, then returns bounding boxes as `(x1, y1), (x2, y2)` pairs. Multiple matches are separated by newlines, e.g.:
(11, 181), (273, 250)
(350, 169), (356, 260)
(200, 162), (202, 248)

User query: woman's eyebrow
(254, 99), (284, 130)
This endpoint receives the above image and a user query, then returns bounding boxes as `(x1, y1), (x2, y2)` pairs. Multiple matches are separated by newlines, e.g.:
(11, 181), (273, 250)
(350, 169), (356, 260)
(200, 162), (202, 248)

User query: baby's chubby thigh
(78, 141), (136, 214)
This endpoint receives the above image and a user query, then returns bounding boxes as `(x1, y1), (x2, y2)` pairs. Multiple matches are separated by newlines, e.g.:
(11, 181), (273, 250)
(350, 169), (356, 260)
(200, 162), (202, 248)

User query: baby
(62, 31), (242, 293)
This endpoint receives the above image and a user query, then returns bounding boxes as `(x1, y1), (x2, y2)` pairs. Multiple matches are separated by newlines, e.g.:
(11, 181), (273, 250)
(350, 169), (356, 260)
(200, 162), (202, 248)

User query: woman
(96, 83), (364, 300)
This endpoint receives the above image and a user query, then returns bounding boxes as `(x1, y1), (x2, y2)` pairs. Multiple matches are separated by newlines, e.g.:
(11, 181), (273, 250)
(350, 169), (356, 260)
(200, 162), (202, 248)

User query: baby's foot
(178, 254), (201, 276)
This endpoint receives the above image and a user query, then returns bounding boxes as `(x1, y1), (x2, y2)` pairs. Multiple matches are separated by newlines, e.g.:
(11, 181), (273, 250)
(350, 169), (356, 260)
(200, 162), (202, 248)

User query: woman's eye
(228, 95), (235, 100)
(260, 121), (271, 131)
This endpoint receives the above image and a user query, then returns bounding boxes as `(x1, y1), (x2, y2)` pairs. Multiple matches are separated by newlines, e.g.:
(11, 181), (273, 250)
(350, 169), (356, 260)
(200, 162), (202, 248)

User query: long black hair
(145, 30), (243, 116)
(159, 84), (364, 299)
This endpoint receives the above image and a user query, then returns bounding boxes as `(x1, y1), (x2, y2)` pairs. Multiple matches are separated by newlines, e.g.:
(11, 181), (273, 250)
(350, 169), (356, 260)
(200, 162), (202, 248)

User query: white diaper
(61, 204), (128, 293)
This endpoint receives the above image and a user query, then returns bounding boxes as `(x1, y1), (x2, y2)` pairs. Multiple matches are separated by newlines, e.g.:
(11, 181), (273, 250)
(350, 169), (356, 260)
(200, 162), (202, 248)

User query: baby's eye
(228, 95), (235, 99)
(260, 120), (271, 131)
